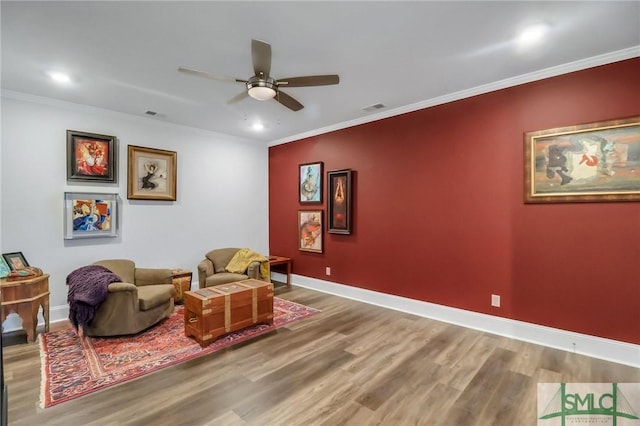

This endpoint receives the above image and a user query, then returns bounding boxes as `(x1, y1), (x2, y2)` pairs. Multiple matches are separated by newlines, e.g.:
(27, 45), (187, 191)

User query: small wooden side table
(268, 256), (292, 288)
(1, 274), (50, 343)
(171, 269), (193, 304)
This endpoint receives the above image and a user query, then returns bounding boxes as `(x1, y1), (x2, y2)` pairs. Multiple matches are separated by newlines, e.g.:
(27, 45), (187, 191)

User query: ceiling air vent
(145, 110), (158, 116)
(362, 103), (386, 112)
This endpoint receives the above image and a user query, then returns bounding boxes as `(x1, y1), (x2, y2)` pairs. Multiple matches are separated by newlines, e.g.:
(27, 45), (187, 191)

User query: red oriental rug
(39, 297), (319, 408)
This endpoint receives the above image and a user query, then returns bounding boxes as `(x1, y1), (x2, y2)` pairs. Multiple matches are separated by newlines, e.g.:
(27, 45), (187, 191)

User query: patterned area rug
(39, 297), (319, 408)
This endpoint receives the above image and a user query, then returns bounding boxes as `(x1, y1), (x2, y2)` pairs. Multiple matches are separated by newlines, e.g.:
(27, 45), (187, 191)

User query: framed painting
(127, 145), (177, 201)
(298, 210), (323, 253)
(67, 130), (117, 183)
(525, 116), (640, 203)
(2, 252), (29, 271)
(299, 162), (323, 203)
(327, 169), (352, 234)
(64, 192), (118, 239)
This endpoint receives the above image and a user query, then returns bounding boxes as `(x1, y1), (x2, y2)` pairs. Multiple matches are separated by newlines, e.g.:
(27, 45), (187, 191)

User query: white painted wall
(1, 93), (269, 326)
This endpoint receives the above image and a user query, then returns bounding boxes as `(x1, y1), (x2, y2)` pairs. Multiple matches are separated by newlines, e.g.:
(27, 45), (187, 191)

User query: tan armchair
(197, 248), (265, 288)
(85, 259), (176, 337)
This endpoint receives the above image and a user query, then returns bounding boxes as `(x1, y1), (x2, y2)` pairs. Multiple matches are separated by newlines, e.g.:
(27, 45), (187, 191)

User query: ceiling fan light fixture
(247, 76), (277, 100)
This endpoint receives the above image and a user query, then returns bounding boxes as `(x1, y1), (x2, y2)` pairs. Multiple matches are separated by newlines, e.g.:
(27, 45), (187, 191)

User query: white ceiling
(2, 1), (639, 144)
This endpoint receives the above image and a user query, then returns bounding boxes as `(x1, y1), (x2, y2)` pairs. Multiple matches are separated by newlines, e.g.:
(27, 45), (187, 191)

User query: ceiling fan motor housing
(247, 76), (277, 100)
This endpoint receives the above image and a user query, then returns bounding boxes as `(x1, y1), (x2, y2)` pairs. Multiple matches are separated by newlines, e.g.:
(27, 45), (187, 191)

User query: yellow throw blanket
(225, 248), (270, 281)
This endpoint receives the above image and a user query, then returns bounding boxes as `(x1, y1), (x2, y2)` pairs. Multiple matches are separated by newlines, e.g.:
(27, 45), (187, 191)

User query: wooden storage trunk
(183, 279), (274, 347)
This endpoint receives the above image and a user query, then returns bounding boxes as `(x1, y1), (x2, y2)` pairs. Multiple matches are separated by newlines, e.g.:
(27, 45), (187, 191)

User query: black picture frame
(299, 162), (323, 204)
(327, 169), (352, 234)
(2, 252), (29, 271)
(67, 130), (117, 183)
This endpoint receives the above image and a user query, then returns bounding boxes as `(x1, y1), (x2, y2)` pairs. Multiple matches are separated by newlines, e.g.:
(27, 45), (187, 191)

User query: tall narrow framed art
(327, 169), (352, 234)
(298, 210), (323, 253)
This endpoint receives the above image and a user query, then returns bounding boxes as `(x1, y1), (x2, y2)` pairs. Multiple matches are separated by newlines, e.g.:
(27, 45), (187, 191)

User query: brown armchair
(197, 248), (266, 288)
(85, 259), (176, 337)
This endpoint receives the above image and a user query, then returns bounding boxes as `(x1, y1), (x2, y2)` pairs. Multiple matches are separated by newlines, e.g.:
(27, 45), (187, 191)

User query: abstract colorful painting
(64, 193), (118, 239)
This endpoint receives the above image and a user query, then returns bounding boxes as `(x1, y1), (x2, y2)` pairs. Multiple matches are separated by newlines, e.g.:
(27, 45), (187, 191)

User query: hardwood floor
(3, 285), (639, 425)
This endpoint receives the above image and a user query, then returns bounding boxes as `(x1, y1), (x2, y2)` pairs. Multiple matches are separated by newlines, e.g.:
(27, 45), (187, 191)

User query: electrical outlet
(325, 267), (331, 276)
(491, 294), (501, 307)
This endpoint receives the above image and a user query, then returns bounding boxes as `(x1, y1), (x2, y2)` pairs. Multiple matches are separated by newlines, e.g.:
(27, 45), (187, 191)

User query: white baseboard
(288, 273), (640, 368)
(8, 275), (638, 368)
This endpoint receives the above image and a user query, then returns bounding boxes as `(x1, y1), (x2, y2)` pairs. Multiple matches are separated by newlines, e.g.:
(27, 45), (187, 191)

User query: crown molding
(269, 46), (640, 147)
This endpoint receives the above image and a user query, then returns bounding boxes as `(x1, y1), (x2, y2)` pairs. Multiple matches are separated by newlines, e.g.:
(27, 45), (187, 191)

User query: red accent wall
(269, 58), (640, 345)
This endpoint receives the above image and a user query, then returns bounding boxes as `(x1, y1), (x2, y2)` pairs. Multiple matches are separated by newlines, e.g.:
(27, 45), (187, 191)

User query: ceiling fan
(178, 39), (339, 112)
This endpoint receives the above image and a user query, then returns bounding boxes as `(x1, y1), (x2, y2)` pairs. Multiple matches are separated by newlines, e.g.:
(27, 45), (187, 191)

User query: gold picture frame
(127, 145), (177, 201)
(524, 116), (640, 203)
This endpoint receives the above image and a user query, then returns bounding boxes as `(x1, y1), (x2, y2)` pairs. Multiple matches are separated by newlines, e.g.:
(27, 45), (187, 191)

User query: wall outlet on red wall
(491, 294), (501, 308)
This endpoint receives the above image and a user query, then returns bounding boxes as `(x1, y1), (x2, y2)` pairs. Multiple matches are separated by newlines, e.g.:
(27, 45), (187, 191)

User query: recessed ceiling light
(516, 24), (549, 48)
(48, 71), (71, 84)
(252, 122), (265, 131)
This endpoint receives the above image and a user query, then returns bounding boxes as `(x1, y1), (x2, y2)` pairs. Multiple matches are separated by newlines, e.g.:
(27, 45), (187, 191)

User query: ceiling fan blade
(251, 39), (271, 78)
(227, 91), (249, 105)
(277, 75), (340, 87)
(178, 67), (246, 83)
(275, 90), (304, 111)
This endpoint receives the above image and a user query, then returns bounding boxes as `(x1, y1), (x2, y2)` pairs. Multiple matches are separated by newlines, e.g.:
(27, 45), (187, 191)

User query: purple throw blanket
(66, 265), (122, 330)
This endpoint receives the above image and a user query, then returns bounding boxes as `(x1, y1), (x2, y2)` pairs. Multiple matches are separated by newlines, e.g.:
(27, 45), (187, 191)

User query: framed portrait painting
(525, 116), (640, 203)
(2, 252), (29, 271)
(64, 192), (118, 239)
(299, 162), (323, 203)
(67, 130), (117, 183)
(327, 169), (352, 234)
(298, 210), (323, 253)
(127, 145), (177, 201)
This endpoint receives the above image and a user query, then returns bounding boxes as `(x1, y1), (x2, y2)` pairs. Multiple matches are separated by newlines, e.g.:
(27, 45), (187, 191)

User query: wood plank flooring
(3, 285), (639, 425)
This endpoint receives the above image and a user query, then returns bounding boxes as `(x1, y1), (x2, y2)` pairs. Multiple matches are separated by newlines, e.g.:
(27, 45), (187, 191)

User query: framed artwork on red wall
(327, 169), (352, 234)
(298, 210), (323, 253)
(299, 162), (323, 203)
(524, 116), (640, 203)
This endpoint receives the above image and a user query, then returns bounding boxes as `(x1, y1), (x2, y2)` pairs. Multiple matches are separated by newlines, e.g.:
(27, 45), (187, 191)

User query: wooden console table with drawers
(1, 274), (50, 343)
